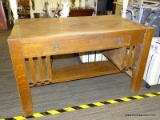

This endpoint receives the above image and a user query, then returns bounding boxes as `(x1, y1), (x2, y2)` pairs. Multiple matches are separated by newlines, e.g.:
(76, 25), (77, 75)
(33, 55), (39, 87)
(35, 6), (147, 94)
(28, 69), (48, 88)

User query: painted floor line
(0, 91), (160, 120)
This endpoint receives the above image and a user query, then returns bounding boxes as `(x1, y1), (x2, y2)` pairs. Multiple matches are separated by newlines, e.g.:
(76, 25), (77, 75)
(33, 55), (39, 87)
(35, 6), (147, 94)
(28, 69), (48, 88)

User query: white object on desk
(122, 0), (129, 18)
(60, 1), (70, 18)
(9, 0), (18, 20)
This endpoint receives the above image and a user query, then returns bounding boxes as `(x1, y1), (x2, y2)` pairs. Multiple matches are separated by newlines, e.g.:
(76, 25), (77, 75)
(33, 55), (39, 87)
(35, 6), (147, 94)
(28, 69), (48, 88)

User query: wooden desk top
(9, 15), (148, 42)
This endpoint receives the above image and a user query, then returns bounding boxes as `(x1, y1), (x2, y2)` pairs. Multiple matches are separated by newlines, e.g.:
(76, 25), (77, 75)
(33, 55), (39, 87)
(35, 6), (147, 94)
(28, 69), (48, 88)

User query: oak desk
(8, 15), (154, 116)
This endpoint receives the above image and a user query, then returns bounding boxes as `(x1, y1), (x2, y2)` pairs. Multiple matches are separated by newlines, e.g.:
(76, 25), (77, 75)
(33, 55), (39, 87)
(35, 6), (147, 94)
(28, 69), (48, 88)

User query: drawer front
(43, 37), (130, 55)
(22, 43), (43, 57)
(22, 37), (130, 57)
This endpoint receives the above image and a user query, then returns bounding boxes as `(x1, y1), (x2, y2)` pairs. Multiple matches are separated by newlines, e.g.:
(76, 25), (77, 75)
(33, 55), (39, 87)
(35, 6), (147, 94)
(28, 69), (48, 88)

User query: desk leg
(130, 28), (154, 93)
(8, 40), (33, 117)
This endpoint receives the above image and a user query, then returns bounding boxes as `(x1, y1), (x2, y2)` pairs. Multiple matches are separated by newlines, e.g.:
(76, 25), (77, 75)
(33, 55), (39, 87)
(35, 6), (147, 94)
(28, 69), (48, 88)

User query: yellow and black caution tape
(1, 91), (160, 120)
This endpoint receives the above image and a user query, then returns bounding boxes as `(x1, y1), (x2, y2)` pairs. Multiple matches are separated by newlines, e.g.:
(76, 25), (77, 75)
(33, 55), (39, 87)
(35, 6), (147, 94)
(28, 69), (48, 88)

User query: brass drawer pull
(116, 38), (122, 44)
(54, 44), (59, 51)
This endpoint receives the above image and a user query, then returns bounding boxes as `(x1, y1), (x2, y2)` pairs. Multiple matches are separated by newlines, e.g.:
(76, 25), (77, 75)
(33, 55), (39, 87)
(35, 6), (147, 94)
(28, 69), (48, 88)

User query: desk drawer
(23, 43), (43, 57)
(22, 37), (130, 57)
(43, 37), (130, 55)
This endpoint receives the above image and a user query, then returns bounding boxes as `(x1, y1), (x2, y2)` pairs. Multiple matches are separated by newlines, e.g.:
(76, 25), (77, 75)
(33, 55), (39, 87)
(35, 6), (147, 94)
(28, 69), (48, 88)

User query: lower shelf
(52, 61), (120, 83)
(29, 60), (120, 87)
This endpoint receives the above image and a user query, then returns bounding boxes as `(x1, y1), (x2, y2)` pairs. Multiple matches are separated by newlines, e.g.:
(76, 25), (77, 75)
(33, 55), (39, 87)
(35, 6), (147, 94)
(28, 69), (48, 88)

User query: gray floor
(0, 29), (160, 120)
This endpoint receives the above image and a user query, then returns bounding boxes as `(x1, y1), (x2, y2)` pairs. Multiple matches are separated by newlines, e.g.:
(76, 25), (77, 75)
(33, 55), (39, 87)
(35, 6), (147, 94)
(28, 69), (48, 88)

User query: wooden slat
(24, 59), (31, 83)
(131, 46), (139, 69)
(120, 47), (127, 70)
(38, 57), (45, 83)
(46, 56), (52, 82)
(29, 57), (37, 85)
(126, 46), (133, 70)
(52, 61), (120, 83)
